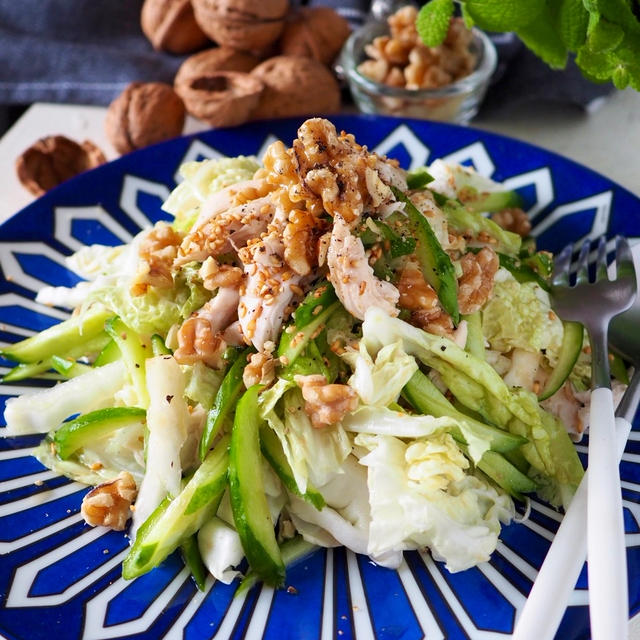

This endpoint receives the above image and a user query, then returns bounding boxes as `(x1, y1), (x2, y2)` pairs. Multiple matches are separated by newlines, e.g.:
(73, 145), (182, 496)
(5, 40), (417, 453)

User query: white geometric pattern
(0, 120), (638, 640)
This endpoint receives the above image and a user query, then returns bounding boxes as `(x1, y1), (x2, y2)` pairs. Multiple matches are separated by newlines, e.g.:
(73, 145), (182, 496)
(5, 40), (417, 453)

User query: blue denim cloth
(0, 0), (610, 110)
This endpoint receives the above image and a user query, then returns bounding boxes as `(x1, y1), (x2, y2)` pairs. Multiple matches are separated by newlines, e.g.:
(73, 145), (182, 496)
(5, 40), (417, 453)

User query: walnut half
(294, 374), (358, 428)
(81, 471), (137, 531)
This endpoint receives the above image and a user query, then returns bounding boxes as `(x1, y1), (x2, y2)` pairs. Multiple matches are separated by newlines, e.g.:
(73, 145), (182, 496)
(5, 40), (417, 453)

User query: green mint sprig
(415, 0), (640, 91)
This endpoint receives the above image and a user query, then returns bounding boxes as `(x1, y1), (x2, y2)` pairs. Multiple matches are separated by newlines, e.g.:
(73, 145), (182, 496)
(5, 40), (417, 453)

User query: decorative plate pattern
(1, 115), (639, 640)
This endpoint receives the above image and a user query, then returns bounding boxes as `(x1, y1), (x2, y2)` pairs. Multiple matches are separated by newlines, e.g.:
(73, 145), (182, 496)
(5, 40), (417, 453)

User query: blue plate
(0, 115), (639, 640)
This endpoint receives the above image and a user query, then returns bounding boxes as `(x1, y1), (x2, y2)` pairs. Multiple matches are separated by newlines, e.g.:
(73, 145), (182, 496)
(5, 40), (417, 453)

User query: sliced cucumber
(180, 535), (207, 591)
(392, 187), (460, 324)
(538, 321), (583, 401)
(402, 370), (526, 453)
(260, 424), (325, 511)
(229, 385), (285, 587)
(53, 406), (146, 460)
(2, 359), (55, 382)
(475, 449), (537, 499)
(93, 339), (120, 367)
(122, 434), (230, 580)
(51, 355), (92, 378)
(463, 312), (485, 360)
(151, 334), (172, 356)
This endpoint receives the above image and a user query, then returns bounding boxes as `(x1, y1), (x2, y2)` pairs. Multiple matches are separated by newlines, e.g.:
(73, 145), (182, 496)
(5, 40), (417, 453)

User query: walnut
(141, 0), (209, 54)
(490, 207), (532, 237)
(199, 256), (244, 290)
(250, 56), (341, 120)
(105, 82), (185, 154)
(410, 308), (454, 337)
(357, 10), (475, 91)
(294, 374), (358, 428)
(191, 0), (289, 51)
(174, 316), (227, 368)
(175, 70), (264, 128)
(457, 247), (499, 314)
(243, 349), (276, 388)
(175, 48), (260, 94)
(283, 208), (325, 276)
(131, 223), (182, 295)
(397, 267), (439, 311)
(81, 471), (137, 531)
(279, 7), (351, 66)
(15, 135), (106, 197)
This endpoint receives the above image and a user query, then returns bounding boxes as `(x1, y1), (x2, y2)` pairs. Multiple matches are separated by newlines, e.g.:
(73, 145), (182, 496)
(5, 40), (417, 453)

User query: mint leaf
(587, 15), (625, 52)
(416, 0), (455, 47)
(558, 0), (589, 50)
(464, 0), (546, 31)
(516, 5), (568, 69)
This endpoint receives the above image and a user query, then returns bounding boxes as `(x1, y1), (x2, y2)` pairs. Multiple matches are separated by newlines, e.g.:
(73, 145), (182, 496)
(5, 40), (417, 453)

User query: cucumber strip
(52, 406), (146, 460)
(374, 220), (416, 258)
(151, 334), (172, 356)
(443, 200), (521, 256)
(463, 312), (485, 360)
(105, 317), (151, 408)
(392, 187), (460, 324)
(180, 535), (207, 591)
(229, 385), (285, 586)
(122, 434), (230, 580)
(2, 359), (55, 382)
(51, 356), (92, 378)
(277, 301), (341, 367)
(498, 253), (550, 291)
(0, 306), (113, 364)
(199, 348), (250, 461)
(291, 282), (337, 329)
(458, 189), (523, 214)
(236, 536), (317, 596)
(610, 352), (630, 385)
(538, 321), (583, 400)
(465, 446), (537, 499)
(93, 339), (119, 367)
(402, 370), (526, 453)
(406, 168), (435, 190)
(260, 424), (325, 510)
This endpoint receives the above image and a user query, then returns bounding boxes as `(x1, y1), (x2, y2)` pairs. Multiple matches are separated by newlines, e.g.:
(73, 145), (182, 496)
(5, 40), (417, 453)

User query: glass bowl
(339, 20), (497, 124)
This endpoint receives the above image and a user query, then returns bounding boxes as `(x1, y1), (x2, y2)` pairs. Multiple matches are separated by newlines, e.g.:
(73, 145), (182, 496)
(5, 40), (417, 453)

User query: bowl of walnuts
(340, 5), (497, 123)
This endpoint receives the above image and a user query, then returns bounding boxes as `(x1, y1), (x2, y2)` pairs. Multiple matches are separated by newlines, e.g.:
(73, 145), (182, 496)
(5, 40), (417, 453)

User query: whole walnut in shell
(280, 7), (351, 65)
(176, 70), (264, 127)
(16, 136), (106, 197)
(175, 47), (259, 92)
(105, 82), (186, 154)
(191, 0), (289, 51)
(141, 0), (209, 54)
(250, 56), (341, 120)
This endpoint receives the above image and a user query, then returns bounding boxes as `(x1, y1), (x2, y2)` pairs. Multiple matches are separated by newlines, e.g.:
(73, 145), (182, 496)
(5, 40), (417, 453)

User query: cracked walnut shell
(280, 7), (351, 65)
(175, 70), (264, 127)
(250, 56), (340, 120)
(192, 0), (289, 51)
(16, 135), (106, 197)
(105, 82), (186, 154)
(141, 0), (209, 54)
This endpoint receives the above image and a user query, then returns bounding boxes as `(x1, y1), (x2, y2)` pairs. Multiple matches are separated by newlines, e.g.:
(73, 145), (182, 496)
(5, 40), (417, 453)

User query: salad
(0, 117), (607, 591)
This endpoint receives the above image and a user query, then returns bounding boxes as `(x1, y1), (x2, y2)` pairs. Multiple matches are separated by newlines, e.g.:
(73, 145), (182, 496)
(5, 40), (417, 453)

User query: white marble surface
(0, 95), (639, 638)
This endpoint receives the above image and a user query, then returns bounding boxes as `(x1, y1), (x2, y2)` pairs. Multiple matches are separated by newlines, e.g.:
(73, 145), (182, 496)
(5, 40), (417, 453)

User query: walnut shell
(250, 56), (341, 120)
(141, 0), (209, 53)
(105, 82), (186, 155)
(176, 70), (264, 127)
(175, 47), (259, 93)
(191, 0), (289, 51)
(16, 136), (106, 197)
(280, 7), (351, 66)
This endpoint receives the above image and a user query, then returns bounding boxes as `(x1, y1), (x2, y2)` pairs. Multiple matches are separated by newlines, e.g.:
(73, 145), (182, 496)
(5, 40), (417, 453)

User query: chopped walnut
(294, 374), (358, 428)
(131, 223), (183, 296)
(81, 471), (137, 531)
(490, 207), (532, 237)
(358, 10), (475, 91)
(283, 207), (325, 276)
(174, 316), (227, 368)
(397, 267), (439, 311)
(199, 256), (244, 290)
(243, 349), (276, 388)
(457, 247), (499, 314)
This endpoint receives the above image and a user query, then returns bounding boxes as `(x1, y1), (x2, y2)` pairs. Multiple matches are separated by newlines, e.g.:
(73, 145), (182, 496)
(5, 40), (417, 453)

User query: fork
(550, 236), (637, 640)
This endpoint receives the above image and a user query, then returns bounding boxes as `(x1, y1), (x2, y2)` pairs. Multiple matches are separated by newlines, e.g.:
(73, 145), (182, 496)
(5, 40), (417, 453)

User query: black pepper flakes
(166, 395), (174, 404)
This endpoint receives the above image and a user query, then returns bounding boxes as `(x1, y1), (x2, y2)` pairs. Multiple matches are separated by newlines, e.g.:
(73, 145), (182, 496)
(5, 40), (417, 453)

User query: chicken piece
(174, 286), (239, 368)
(328, 219), (399, 320)
(176, 195), (274, 265)
(238, 234), (303, 351)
